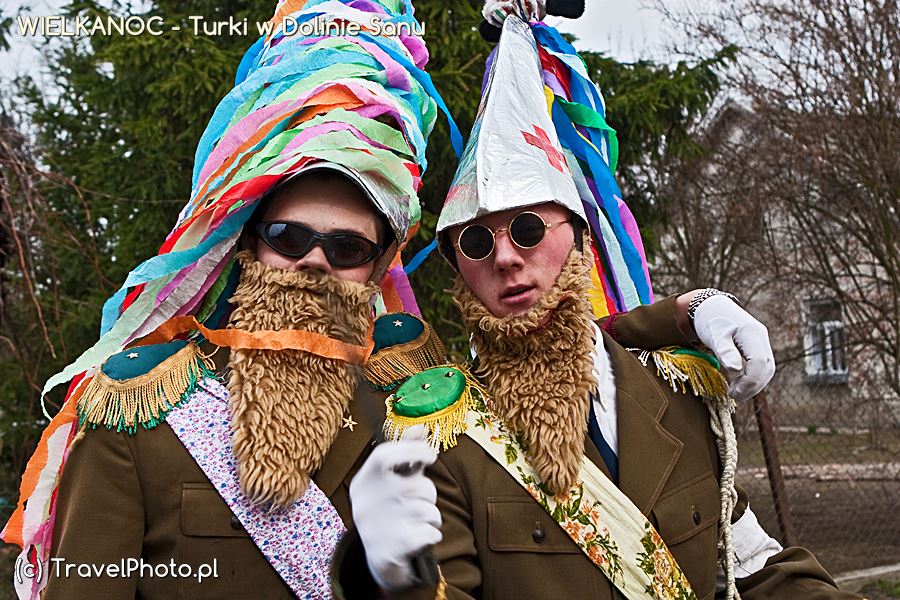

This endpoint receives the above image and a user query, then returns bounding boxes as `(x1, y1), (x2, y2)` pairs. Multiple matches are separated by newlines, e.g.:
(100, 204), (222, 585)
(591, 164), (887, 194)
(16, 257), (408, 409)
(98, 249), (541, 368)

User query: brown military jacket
(46, 366), (383, 599)
(44, 296), (694, 599)
(379, 333), (860, 600)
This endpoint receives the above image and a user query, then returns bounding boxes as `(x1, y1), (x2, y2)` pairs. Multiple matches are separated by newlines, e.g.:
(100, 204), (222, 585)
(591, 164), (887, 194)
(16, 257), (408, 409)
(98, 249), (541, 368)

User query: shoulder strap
(168, 378), (344, 598)
(629, 346), (729, 402)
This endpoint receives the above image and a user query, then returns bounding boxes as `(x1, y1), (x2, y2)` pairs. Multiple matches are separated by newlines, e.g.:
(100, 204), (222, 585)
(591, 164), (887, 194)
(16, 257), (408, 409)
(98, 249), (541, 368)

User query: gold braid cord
(435, 569), (447, 600)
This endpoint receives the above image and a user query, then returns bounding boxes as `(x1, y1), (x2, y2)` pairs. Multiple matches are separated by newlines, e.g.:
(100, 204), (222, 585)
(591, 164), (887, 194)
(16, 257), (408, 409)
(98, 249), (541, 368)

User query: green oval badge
(392, 367), (465, 418)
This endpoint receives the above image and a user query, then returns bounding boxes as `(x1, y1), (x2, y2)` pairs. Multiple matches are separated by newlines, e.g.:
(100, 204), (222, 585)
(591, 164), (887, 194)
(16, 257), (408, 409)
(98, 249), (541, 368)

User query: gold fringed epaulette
(365, 312), (448, 391)
(78, 340), (216, 434)
(383, 365), (486, 451)
(630, 346), (730, 403)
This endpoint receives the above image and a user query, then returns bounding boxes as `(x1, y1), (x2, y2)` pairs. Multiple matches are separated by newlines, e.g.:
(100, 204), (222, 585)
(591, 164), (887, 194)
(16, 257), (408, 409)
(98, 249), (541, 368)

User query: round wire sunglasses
(455, 211), (571, 261)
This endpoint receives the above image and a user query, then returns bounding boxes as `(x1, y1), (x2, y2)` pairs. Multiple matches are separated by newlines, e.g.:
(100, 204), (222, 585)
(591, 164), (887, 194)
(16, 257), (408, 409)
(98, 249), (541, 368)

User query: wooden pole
(752, 390), (799, 546)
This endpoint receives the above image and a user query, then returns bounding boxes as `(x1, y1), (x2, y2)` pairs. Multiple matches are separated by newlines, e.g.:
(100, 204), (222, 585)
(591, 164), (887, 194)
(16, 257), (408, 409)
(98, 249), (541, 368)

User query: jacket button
(692, 510), (702, 525)
(532, 527), (545, 543)
(230, 516), (243, 530)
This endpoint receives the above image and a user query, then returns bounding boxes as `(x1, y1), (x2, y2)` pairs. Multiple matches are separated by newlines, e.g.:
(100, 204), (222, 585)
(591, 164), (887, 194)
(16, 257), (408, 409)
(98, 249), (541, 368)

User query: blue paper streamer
(356, 32), (463, 158)
(100, 208), (252, 334)
(403, 238), (437, 275)
(551, 100), (651, 304)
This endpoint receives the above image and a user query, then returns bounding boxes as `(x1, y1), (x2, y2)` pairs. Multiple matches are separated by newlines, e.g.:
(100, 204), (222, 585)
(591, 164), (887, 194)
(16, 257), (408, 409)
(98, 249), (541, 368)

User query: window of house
(803, 298), (849, 383)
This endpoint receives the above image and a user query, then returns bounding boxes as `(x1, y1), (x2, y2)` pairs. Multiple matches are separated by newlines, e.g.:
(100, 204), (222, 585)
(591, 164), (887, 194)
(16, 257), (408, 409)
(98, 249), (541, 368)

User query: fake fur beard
(452, 246), (598, 495)
(227, 250), (377, 508)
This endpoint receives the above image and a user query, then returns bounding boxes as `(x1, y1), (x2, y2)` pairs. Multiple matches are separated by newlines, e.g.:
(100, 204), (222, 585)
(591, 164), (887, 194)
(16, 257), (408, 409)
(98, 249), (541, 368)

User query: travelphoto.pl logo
(15, 555), (219, 583)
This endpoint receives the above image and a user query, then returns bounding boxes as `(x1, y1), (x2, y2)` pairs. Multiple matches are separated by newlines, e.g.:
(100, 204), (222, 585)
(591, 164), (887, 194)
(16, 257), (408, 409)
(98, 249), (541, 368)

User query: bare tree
(653, 0), (899, 408)
(0, 105), (109, 480)
(650, 101), (777, 301)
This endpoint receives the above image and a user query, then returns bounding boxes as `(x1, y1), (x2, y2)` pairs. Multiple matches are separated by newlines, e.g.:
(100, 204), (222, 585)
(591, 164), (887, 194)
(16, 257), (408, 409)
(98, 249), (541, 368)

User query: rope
(630, 347), (742, 599)
(706, 397), (741, 600)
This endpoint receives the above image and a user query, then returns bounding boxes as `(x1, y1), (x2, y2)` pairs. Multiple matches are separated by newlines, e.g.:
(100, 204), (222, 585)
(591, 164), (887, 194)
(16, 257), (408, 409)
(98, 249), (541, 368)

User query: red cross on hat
(522, 124), (569, 174)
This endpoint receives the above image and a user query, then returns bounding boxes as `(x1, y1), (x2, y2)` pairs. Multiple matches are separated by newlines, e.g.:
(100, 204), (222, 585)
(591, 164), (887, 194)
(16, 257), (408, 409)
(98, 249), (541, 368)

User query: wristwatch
(687, 288), (740, 323)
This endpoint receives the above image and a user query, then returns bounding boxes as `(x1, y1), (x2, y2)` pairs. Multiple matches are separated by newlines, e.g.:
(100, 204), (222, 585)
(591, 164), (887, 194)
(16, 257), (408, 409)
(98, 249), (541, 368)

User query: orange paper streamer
(137, 315), (374, 365)
(1, 383), (83, 547)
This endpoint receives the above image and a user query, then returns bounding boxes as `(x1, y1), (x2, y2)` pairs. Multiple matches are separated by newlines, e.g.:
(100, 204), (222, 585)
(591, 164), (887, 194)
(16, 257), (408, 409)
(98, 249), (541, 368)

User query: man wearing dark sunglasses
(249, 167), (391, 282)
(25, 0), (451, 595)
(348, 12), (855, 600)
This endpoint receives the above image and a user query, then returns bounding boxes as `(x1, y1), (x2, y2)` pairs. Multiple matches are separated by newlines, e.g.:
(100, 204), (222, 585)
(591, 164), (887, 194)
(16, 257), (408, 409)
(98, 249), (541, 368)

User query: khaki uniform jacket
(46, 372), (383, 599)
(44, 296), (694, 599)
(384, 334), (859, 600)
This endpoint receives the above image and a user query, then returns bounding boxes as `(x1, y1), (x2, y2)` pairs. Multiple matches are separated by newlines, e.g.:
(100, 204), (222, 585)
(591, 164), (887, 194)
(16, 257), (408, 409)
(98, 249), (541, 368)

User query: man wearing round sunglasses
(347, 12), (855, 600)
(452, 207), (577, 316)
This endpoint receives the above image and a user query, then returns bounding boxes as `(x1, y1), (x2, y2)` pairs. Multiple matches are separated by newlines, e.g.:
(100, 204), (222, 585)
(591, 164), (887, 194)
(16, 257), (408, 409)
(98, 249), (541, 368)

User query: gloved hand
(693, 295), (776, 402)
(349, 426), (442, 592)
(482, 0), (547, 27)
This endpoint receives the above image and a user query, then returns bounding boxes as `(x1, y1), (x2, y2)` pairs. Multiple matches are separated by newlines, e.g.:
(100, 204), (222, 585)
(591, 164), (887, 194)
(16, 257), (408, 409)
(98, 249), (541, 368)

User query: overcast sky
(1, 0), (679, 85)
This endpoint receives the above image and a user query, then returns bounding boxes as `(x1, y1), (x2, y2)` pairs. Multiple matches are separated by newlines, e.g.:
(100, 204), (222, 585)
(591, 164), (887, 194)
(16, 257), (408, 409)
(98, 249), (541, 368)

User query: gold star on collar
(342, 414), (357, 432)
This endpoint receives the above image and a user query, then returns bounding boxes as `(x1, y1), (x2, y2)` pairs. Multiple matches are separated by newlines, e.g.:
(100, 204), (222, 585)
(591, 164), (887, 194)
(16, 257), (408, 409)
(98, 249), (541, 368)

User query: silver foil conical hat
(436, 16), (585, 237)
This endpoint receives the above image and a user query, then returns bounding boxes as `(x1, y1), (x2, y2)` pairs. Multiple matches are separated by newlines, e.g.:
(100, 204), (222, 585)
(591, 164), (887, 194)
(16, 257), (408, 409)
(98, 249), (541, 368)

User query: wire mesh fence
(734, 362), (900, 577)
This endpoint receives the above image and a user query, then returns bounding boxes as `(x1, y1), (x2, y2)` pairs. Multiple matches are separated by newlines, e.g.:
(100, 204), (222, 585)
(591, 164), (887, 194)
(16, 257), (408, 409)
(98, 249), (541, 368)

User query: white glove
(693, 295), (776, 402)
(350, 426), (442, 592)
(482, 0), (547, 27)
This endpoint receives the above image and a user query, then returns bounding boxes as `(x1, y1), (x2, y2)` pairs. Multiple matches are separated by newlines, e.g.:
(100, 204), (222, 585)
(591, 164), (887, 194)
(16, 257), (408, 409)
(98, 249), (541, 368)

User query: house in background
(649, 101), (898, 434)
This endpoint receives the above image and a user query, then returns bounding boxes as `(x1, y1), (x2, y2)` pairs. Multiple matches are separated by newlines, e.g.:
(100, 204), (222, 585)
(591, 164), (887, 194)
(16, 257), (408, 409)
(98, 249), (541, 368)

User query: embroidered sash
(464, 402), (697, 600)
(168, 377), (345, 599)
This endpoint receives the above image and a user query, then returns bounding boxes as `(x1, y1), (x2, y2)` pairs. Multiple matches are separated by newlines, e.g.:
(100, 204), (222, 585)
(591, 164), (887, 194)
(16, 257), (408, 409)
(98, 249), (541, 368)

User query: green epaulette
(630, 346), (730, 402)
(78, 340), (216, 435)
(365, 312), (484, 450)
(383, 365), (486, 451)
(364, 312), (448, 391)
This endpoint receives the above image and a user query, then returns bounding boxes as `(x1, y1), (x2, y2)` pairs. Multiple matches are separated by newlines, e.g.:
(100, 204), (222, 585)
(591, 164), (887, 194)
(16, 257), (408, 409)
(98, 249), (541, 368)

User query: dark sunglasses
(255, 221), (384, 268)
(456, 211), (570, 261)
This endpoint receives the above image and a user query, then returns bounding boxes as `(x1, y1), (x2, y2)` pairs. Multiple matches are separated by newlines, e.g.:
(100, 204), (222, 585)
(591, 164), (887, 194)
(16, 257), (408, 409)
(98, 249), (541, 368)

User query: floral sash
(168, 377), (345, 599)
(464, 402), (697, 600)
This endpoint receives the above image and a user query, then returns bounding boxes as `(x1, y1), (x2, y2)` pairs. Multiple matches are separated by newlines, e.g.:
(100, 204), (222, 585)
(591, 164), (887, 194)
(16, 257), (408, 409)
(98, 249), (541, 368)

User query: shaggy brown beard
(451, 247), (597, 495)
(226, 250), (377, 508)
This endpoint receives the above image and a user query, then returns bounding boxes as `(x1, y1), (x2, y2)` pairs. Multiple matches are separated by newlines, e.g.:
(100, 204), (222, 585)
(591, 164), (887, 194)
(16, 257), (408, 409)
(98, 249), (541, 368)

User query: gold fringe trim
(77, 342), (215, 434)
(383, 365), (485, 451)
(632, 346), (731, 403)
(364, 319), (447, 390)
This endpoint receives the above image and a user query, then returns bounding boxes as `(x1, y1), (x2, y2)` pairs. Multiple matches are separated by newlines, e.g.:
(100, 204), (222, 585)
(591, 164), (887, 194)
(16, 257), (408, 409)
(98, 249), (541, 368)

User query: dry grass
(737, 429), (900, 469)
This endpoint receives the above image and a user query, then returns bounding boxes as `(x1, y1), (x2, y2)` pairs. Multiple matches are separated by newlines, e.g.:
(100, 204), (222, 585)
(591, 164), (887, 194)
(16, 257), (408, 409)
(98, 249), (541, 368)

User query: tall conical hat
(437, 16), (653, 318)
(437, 16), (585, 231)
(41, 0), (461, 400)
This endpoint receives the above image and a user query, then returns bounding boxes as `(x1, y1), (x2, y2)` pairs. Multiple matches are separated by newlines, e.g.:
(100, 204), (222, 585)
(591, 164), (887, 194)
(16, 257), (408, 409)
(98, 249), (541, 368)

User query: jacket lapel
(603, 331), (683, 515)
(313, 381), (382, 497)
